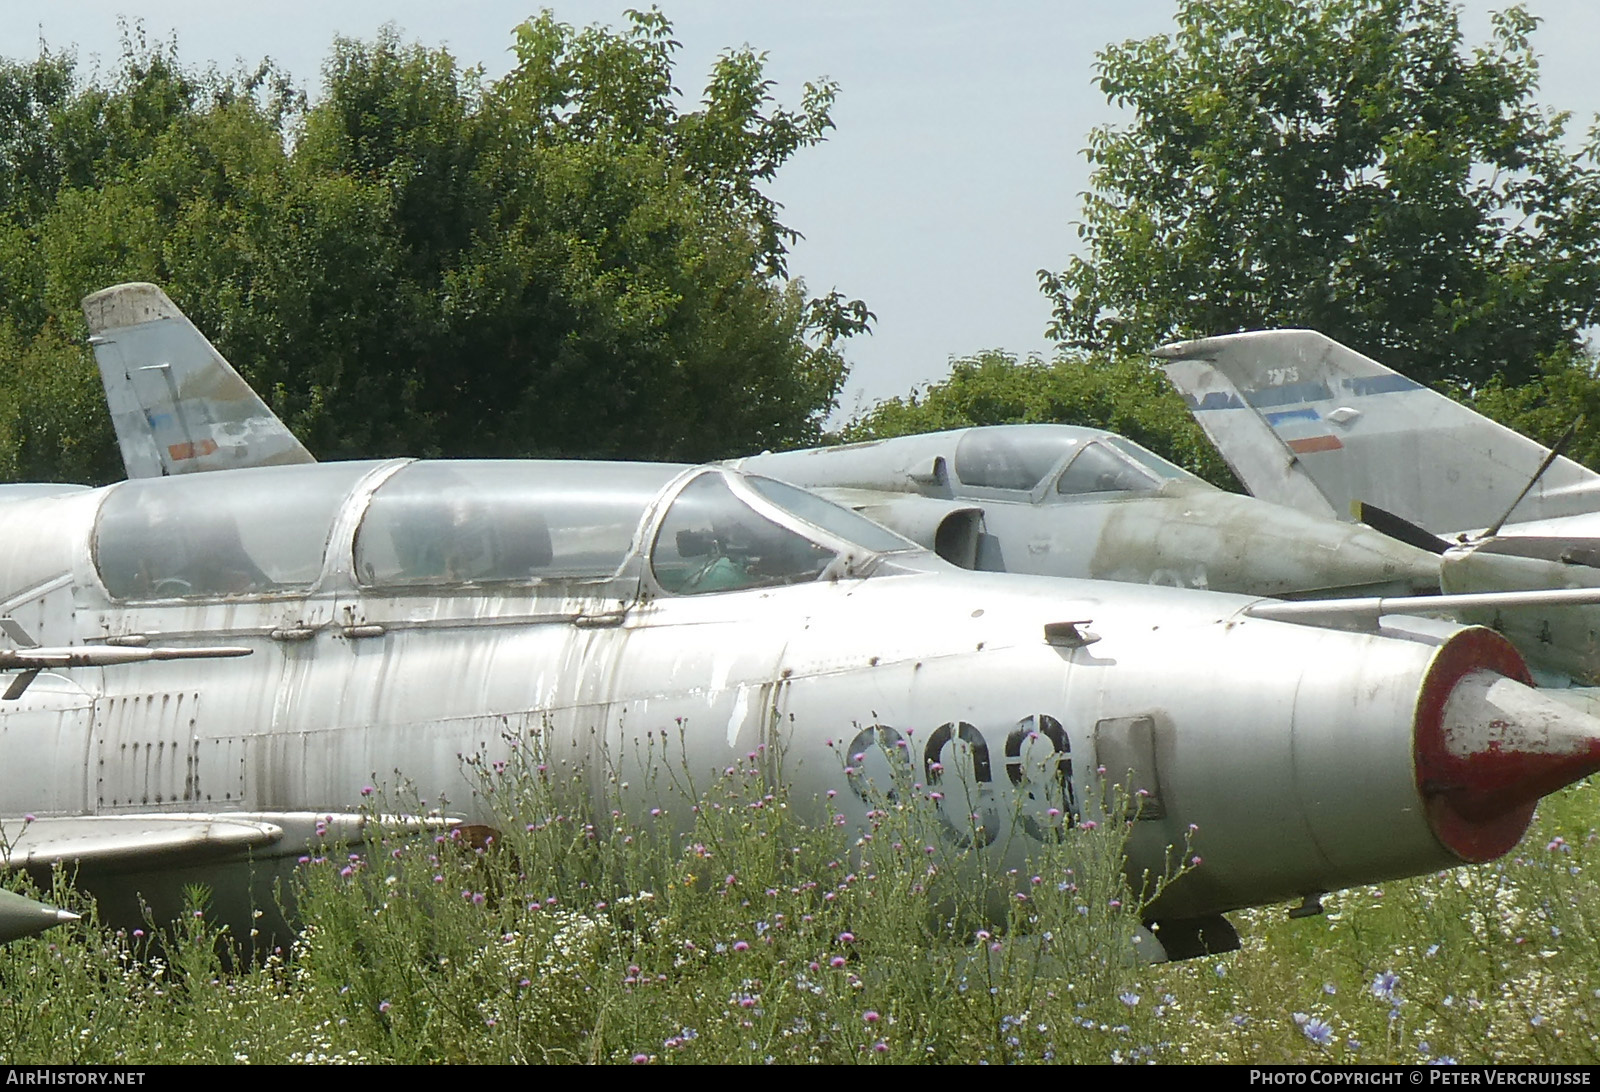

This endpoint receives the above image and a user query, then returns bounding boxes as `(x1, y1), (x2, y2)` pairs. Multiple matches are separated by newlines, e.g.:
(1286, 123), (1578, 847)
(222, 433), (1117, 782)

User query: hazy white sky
(2, 1), (1597, 421)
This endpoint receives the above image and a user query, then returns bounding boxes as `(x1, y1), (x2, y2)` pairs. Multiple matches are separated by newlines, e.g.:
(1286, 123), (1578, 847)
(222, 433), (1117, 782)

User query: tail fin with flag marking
(1155, 329), (1600, 536)
(82, 283), (314, 478)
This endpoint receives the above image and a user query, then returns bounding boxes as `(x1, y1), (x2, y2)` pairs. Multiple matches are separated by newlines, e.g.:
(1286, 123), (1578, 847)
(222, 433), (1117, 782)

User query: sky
(3, 1), (1599, 423)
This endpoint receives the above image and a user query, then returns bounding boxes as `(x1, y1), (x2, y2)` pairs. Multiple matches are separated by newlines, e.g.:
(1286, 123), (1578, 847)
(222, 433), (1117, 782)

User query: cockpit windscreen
(653, 473), (837, 595)
(745, 476), (915, 553)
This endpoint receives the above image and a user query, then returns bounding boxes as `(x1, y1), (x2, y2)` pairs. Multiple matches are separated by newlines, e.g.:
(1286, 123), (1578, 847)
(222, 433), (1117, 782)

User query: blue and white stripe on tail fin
(82, 283), (314, 478)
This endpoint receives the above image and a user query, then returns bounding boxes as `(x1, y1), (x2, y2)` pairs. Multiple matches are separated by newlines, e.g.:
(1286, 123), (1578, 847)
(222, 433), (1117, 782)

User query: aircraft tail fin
(82, 283), (314, 478)
(1155, 330), (1600, 535)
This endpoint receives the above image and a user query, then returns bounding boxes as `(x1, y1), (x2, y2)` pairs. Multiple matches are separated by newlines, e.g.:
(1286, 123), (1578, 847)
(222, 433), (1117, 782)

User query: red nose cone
(1415, 628), (1600, 862)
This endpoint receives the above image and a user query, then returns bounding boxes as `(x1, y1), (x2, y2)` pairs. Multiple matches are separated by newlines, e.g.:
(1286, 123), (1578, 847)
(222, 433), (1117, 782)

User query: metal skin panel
(1438, 547), (1600, 683)
(0, 680), (92, 817)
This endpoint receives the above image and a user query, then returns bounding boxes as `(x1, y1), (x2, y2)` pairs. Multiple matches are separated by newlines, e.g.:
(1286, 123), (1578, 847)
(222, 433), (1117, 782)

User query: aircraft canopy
(90, 460), (915, 602)
(953, 425), (1202, 499)
(95, 462), (377, 600)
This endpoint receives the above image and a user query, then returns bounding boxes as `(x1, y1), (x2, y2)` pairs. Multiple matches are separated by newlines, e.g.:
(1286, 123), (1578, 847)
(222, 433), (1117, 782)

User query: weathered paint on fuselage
(0, 460), (1530, 936)
(736, 427), (1441, 599)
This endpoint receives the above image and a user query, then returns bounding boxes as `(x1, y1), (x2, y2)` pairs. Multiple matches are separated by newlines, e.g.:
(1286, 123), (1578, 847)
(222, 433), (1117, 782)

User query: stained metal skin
(0, 455), (1599, 957)
(734, 426), (1444, 600)
(1158, 331), (1600, 684)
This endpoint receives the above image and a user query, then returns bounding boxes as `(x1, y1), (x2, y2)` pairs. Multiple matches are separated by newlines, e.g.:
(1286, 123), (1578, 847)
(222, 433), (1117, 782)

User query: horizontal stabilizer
(82, 283), (315, 478)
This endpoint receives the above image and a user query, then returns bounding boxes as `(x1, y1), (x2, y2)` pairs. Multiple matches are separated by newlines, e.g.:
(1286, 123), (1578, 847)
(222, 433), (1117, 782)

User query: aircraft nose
(1415, 628), (1600, 862)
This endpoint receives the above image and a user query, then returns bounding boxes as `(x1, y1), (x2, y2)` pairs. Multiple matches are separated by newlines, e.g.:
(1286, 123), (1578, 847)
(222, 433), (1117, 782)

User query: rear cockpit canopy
(89, 460), (916, 603)
(95, 462), (376, 600)
(355, 461), (678, 590)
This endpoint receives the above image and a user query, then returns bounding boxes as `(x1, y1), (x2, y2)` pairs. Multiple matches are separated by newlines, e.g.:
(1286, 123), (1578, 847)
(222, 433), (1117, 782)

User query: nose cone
(1415, 628), (1600, 862)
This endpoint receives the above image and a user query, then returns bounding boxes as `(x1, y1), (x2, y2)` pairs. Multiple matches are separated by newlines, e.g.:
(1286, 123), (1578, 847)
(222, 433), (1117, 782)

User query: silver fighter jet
(0, 288), (1598, 957)
(1, 450), (1599, 957)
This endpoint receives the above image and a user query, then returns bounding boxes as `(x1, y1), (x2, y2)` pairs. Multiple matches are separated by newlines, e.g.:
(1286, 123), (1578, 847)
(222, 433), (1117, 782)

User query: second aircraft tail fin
(82, 283), (314, 478)
(1155, 329), (1600, 535)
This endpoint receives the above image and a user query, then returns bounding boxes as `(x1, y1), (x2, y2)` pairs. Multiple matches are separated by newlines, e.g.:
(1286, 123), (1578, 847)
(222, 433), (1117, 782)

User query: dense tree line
(0, 12), (866, 483)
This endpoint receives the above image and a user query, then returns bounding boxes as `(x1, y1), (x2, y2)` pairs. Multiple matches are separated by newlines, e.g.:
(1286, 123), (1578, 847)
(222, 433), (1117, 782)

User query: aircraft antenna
(1482, 414), (1583, 539)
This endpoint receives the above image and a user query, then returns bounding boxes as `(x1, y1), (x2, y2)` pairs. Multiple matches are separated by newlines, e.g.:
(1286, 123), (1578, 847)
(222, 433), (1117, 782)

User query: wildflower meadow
(0, 725), (1596, 1064)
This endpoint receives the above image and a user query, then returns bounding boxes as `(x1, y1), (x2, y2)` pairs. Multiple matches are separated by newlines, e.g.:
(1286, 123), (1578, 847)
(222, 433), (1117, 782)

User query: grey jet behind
(734, 425), (1442, 599)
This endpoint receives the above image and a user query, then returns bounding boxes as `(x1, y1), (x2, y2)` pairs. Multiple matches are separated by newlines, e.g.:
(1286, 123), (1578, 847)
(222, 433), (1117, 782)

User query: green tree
(0, 10), (864, 481)
(841, 349), (1236, 487)
(1041, 0), (1600, 391)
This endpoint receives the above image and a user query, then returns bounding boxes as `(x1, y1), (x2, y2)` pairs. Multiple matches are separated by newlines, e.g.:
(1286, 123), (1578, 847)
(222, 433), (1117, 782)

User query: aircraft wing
(82, 283), (316, 478)
(0, 812), (456, 872)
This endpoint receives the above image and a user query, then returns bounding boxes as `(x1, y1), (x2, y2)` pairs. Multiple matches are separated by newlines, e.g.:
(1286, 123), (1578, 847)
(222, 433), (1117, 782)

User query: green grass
(1, 733), (1597, 1064)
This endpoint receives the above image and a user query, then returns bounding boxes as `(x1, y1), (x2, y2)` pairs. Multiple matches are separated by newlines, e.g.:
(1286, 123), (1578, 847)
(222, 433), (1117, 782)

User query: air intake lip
(1414, 626), (1600, 862)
